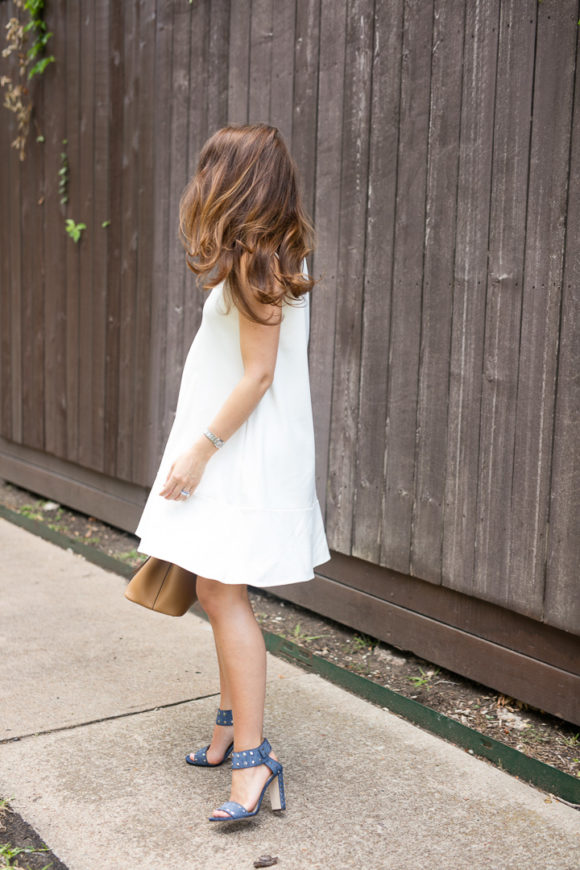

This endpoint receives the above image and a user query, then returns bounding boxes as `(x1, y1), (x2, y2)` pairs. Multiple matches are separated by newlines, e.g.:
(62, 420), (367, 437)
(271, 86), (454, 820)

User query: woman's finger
(160, 474), (194, 501)
(159, 475), (179, 499)
(159, 462), (175, 496)
(167, 480), (182, 500)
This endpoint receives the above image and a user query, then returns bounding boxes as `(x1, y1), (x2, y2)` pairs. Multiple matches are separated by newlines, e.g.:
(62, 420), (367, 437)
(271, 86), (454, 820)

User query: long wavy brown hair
(178, 124), (316, 325)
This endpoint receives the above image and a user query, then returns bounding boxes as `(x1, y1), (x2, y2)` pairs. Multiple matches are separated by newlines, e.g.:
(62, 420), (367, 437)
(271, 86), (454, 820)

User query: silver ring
(180, 488), (191, 498)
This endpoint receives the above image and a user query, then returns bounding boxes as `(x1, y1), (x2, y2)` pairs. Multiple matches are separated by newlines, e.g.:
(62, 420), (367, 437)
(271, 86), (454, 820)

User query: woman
(134, 123), (330, 823)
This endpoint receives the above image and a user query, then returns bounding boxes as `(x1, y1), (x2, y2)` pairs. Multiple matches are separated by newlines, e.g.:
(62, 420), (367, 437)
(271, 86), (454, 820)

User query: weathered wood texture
(0, 0), (578, 639)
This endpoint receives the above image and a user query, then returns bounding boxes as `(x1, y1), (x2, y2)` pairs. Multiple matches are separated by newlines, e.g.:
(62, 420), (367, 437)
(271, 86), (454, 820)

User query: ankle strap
(216, 708), (233, 726)
(231, 737), (280, 775)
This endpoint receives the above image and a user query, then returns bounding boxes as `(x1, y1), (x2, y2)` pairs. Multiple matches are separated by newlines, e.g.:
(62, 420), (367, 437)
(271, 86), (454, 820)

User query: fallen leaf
(254, 856), (278, 868)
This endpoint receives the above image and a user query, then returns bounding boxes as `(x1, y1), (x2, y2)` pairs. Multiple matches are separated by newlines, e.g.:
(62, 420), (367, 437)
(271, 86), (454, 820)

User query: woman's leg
(196, 576), (278, 816)
(215, 642), (232, 711)
(187, 627), (234, 764)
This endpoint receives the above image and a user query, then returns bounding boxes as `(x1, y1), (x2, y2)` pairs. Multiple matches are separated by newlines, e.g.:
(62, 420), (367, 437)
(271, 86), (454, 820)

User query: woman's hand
(158, 437), (216, 501)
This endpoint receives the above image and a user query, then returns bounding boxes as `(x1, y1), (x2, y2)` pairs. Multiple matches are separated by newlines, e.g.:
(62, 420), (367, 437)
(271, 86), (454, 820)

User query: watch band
(203, 429), (224, 449)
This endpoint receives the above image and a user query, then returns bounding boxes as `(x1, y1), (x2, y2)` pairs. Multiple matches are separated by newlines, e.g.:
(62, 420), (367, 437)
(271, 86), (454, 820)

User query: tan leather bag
(124, 556), (198, 616)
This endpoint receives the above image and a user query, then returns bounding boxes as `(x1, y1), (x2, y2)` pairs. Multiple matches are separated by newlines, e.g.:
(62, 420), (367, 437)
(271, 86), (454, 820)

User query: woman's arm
(159, 297), (282, 501)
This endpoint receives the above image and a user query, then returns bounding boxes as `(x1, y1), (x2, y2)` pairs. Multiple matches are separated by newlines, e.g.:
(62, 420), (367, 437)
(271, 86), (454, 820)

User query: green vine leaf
(65, 219), (87, 244)
(28, 55), (55, 80)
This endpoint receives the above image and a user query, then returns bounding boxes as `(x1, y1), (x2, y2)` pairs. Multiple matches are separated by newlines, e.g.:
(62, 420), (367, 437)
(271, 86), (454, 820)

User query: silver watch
(203, 429), (224, 449)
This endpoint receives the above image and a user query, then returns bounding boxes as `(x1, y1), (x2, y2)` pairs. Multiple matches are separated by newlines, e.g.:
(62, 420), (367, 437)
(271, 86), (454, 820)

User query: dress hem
(134, 491), (331, 588)
(135, 539), (331, 588)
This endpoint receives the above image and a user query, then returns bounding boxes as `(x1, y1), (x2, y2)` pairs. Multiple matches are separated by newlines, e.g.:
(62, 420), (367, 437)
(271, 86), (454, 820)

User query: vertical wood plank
(472, 1), (536, 604)
(410, 0), (465, 582)
(351, 0), (404, 563)
(188, 0), (231, 363)
(77, 0), (96, 468)
(183, 0), (210, 377)
(309, 0), (347, 516)
(160, 2), (193, 442)
(42, 0), (68, 460)
(131, 0), (158, 486)
(89, 0), (112, 473)
(326, 0), (374, 555)
(104, 0), (124, 478)
(507, 0), (578, 620)
(442, 0), (500, 594)
(116, 1), (140, 480)
(228, 0), (251, 124)
(545, 11), (580, 633)
(270, 0), (295, 142)
(0, 0), (14, 439)
(145, 0), (175, 482)
(19, 35), (46, 450)
(9, 142), (22, 444)
(249, 0), (273, 122)
(207, 0), (231, 133)
(293, 0), (321, 503)
(65, 0), (81, 462)
(292, 0), (320, 218)
(379, 0), (433, 573)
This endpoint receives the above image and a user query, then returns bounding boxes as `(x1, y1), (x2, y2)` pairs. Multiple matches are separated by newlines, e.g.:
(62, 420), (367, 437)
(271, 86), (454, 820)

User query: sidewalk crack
(0, 692), (221, 746)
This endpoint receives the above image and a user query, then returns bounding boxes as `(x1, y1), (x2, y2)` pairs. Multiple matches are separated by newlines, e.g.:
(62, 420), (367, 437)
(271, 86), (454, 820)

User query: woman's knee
(195, 576), (246, 618)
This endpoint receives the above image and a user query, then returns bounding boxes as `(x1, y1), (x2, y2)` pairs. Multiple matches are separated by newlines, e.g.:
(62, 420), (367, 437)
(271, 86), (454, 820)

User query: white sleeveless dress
(134, 260), (331, 587)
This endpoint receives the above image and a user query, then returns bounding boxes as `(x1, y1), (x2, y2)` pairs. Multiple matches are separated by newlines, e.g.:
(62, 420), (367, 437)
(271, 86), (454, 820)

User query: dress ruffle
(135, 490), (330, 587)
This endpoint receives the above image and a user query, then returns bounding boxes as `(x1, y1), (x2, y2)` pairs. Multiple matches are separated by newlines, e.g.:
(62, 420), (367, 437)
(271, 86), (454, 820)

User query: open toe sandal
(185, 708), (234, 768)
(208, 737), (285, 822)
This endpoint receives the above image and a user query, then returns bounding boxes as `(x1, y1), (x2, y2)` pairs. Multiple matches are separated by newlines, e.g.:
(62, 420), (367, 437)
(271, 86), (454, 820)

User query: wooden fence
(1, 0), (578, 723)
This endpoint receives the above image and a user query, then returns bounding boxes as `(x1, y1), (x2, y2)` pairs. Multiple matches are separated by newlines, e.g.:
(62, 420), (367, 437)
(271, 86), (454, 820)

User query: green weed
(408, 666), (440, 689)
(352, 633), (377, 652)
(18, 504), (44, 521)
(0, 841), (51, 868)
(292, 623), (325, 643)
(117, 549), (144, 564)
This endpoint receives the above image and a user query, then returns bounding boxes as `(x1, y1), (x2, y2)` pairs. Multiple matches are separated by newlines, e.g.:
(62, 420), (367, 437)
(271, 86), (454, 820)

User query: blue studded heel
(185, 708), (234, 767)
(208, 737), (286, 822)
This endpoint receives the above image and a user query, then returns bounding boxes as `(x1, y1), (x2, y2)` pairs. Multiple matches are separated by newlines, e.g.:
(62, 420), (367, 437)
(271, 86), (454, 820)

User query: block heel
(268, 771), (284, 811)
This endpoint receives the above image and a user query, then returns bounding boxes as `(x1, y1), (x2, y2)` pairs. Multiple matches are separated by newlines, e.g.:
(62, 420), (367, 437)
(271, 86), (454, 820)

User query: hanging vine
(0, 0), (55, 161)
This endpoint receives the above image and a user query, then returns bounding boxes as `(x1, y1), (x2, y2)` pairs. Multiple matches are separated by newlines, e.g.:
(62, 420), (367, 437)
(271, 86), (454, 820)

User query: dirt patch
(0, 799), (68, 870)
(1, 479), (579, 781)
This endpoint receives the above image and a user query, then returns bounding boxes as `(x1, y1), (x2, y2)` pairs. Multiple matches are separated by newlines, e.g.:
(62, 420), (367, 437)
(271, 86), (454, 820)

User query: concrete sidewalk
(0, 518), (578, 870)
